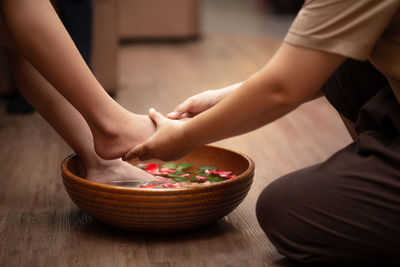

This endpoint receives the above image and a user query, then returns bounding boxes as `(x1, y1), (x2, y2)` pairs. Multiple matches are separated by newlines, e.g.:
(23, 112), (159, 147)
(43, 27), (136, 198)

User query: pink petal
(205, 169), (216, 174)
(160, 168), (177, 174)
(180, 174), (190, 178)
(155, 176), (168, 180)
(215, 171), (232, 177)
(196, 175), (208, 180)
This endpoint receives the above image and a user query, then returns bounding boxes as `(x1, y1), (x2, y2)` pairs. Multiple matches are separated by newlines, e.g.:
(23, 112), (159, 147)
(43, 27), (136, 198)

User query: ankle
(88, 105), (129, 137)
(83, 153), (113, 170)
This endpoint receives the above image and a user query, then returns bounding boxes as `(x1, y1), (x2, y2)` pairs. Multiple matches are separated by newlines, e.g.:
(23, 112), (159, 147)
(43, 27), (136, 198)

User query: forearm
(183, 72), (296, 147)
(183, 43), (345, 148)
(221, 82), (243, 94)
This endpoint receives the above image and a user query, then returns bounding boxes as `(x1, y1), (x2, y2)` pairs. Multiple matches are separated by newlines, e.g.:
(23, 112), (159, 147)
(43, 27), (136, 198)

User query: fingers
(122, 143), (146, 161)
(123, 108), (166, 161)
(167, 98), (192, 119)
(123, 143), (155, 161)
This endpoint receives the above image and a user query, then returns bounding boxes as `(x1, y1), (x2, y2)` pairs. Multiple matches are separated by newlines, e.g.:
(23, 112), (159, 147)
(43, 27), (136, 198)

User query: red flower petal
(145, 163), (159, 171)
(140, 184), (157, 188)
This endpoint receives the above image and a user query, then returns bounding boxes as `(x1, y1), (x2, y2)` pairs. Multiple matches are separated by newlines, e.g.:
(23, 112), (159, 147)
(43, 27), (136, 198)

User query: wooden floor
(0, 35), (352, 266)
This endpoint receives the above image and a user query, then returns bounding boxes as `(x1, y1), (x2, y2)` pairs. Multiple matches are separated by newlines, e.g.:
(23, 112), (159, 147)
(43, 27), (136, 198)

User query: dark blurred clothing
(58, 0), (92, 65)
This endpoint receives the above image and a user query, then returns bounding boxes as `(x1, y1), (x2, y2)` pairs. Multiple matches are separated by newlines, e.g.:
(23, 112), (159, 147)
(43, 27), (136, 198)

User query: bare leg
(1, 0), (155, 159)
(9, 51), (155, 183)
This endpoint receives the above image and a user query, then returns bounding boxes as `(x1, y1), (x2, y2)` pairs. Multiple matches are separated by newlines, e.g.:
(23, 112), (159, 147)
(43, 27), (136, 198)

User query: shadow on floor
(72, 209), (241, 244)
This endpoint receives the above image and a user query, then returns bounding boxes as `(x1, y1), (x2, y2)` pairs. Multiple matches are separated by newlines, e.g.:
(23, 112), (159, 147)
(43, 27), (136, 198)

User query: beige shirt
(285, 0), (400, 103)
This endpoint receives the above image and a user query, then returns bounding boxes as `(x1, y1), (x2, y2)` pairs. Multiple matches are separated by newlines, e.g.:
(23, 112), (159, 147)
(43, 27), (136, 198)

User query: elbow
(267, 81), (306, 111)
(266, 66), (323, 109)
(271, 91), (302, 110)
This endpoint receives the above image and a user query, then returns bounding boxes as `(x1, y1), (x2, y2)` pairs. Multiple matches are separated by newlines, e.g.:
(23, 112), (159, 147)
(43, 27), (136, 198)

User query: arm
(124, 43), (345, 161)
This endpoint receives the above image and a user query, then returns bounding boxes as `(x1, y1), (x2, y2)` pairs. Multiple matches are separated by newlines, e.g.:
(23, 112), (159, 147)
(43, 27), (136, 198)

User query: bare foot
(90, 111), (156, 160)
(86, 158), (155, 184)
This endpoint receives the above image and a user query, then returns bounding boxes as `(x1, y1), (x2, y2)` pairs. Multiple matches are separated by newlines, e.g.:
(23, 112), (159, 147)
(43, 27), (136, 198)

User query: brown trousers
(256, 60), (400, 265)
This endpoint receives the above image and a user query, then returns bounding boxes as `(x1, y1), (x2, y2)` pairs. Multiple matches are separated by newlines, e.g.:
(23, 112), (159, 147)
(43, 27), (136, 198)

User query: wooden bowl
(61, 145), (255, 232)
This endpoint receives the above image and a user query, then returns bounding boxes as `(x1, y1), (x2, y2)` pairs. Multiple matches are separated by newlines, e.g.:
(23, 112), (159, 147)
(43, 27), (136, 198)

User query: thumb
(148, 108), (165, 125)
(122, 143), (147, 161)
(167, 99), (192, 119)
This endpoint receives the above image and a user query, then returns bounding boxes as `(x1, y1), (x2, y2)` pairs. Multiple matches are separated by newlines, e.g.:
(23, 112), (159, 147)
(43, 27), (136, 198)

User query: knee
(256, 177), (295, 252)
(256, 178), (284, 238)
(256, 170), (321, 263)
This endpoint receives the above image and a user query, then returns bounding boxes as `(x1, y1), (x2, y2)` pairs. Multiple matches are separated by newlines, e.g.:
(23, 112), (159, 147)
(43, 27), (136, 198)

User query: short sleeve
(285, 0), (400, 60)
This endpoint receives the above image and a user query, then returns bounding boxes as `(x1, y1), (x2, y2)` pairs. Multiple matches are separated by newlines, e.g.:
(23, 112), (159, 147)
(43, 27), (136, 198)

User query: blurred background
(202, 0), (298, 38)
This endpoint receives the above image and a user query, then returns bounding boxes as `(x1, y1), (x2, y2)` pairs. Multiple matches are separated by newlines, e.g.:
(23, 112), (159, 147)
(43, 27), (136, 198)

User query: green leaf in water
(172, 176), (189, 182)
(176, 162), (193, 171)
(206, 177), (224, 183)
(198, 166), (217, 172)
(162, 163), (178, 170)
(167, 171), (186, 178)
(190, 176), (199, 182)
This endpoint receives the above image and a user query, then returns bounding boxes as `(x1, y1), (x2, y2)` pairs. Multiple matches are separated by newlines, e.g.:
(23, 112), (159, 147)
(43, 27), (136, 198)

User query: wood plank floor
(0, 34), (352, 266)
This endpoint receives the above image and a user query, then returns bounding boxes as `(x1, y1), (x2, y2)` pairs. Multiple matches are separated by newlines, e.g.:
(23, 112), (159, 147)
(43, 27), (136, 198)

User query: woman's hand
(167, 83), (242, 119)
(123, 108), (195, 161)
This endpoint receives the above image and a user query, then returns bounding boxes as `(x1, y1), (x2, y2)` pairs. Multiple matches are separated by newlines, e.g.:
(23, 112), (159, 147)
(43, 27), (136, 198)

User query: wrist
(218, 82), (242, 100)
(226, 82), (243, 92)
(180, 121), (201, 153)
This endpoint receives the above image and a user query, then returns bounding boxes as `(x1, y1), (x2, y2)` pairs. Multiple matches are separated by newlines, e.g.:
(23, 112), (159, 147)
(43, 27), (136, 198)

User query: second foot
(86, 158), (155, 184)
